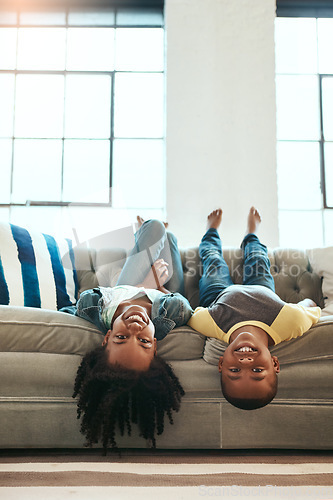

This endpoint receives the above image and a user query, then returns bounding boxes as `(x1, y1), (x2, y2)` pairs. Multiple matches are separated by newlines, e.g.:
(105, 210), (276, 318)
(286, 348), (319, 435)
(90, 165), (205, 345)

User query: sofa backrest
(73, 246), (325, 309)
(182, 247), (324, 308)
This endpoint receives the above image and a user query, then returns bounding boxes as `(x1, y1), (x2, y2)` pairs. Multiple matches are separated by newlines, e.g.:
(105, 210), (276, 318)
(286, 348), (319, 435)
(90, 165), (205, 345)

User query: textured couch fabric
(0, 246), (332, 450)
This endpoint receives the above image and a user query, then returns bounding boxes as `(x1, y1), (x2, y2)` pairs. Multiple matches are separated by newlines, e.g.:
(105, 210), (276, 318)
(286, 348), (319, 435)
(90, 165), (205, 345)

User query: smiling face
(102, 303), (156, 372)
(218, 332), (280, 404)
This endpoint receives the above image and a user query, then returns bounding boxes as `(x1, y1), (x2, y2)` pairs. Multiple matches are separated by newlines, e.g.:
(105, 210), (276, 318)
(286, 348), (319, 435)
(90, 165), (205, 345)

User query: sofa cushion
(0, 305), (102, 356)
(0, 222), (78, 310)
(307, 246), (333, 315)
(0, 306), (205, 361)
(157, 326), (205, 360)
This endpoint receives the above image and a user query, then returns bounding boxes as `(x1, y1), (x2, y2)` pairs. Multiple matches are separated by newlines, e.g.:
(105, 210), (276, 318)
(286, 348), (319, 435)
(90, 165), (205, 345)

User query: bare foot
(206, 208), (223, 230)
(136, 216), (169, 229)
(246, 206), (261, 235)
(136, 215), (145, 228)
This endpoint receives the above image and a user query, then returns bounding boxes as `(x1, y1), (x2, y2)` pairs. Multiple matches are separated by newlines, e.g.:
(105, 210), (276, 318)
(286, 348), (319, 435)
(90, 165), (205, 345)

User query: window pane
(0, 74), (15, 136)
(276, 75), (320, 140)
(318, 19), (333, 74)
(279, 211), (323, 248)
(66, 28), (114, 71)
(19, 11), (66, 25)
(112, 139), (164, 208)
(17, 28), (66, 70)
(0, 139), (12, 204)
(15, 75), (64, 138)
(0, 11), (17, 25)
(115, 28), (164, 71)
(322, 77), (333, 141)
(63, 140), (110, 203)
(10, 206), (63, 236)
(116, 9), (163, 26)
(65, 75), (111, 139)
(275, 18), (317, 74)
(276, 141), (322, 210)
(114, 73), (164, 138)
(0, 28), (17, 69)
(0, 207), (10, 222)
(68, 9), (115, 26)
(324, 210), (333, 245)
(12, 139), (62, 203)
(324, 143), (333, 207)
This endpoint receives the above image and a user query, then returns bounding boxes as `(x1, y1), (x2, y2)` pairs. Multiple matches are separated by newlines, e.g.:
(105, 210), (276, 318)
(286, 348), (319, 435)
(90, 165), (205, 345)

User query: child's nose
(238, 356), (254, 363)
(127, 321), (144, 333)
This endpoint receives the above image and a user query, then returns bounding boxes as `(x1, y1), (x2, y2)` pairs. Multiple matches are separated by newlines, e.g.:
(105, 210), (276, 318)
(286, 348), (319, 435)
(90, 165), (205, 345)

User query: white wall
(165, 0), (279, 248)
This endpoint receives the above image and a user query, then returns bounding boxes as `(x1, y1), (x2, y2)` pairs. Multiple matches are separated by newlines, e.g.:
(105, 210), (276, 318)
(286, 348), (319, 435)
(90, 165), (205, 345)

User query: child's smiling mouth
(234, 346), (258, 353)
(125, 312), (148, 325)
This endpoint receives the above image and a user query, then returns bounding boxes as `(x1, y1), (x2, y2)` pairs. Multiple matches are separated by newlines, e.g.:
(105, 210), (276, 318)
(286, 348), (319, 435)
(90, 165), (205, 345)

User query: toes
(136, 215), (145, 227)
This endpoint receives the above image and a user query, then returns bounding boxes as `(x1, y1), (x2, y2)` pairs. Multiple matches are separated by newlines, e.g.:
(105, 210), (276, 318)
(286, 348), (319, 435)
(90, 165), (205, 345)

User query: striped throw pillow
(0, 222), (78, 310)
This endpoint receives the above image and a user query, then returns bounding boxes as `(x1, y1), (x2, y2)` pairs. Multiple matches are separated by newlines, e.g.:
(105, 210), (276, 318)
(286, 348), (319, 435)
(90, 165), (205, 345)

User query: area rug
(0, 450), (332, 500)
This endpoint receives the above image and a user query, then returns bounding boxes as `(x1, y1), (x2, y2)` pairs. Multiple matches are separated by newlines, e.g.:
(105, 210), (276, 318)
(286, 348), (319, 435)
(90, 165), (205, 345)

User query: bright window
(275, 16), (333, 247)
(0, 6), (165, 213)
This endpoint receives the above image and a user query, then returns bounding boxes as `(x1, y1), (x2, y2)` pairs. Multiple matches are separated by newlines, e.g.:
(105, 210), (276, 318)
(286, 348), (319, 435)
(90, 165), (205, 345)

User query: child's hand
(142, 259), (169, 289)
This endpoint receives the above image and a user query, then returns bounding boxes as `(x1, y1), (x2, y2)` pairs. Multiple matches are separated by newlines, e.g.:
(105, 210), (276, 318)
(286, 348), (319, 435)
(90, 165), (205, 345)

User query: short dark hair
(73, 345), (185, 452)
(221, 375), (278, 410)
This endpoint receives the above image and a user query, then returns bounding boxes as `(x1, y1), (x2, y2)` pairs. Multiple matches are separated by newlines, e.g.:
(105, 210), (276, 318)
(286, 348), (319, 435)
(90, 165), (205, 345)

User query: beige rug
(0, 450), (332, 499)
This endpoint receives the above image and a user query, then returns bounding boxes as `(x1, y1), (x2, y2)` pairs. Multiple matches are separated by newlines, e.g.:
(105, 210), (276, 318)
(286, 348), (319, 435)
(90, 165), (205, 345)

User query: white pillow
(307, 247), (333, 316)
(0, 222), (78, 311)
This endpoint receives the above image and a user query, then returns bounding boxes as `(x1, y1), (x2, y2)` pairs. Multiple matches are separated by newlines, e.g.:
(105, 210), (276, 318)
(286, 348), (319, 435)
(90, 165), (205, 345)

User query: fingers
(152, 259), (169, 277)
(151, 259), (169, 286)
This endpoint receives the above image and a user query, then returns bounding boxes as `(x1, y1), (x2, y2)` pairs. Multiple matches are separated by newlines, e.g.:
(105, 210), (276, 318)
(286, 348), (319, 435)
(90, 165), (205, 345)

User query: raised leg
(116, 219), (167, 286)
(199, 209), (234, 307)
(241, 207), (275, 291)
(159, 231), (185, 295)
(116, 218), (185, 294)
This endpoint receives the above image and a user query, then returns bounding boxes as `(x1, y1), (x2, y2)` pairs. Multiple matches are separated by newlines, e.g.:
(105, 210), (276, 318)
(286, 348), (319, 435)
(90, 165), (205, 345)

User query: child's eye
(252, 368), (263, 373)
(230, 368), (240, 373)
(139, 338), (152, 345)
(116, 335), (127, 340)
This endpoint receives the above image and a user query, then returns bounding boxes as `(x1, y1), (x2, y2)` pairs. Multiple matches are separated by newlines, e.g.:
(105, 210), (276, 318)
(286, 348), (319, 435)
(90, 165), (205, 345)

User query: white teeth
(236, 347), (256, 352)
(127, 315), (144, 322)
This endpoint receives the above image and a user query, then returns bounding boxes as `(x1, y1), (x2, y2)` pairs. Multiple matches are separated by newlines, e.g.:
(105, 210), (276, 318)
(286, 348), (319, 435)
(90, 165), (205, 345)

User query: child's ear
(218, 356), (224, 373)
(102, 330), (111, 346)
(272, 355), (280, 373)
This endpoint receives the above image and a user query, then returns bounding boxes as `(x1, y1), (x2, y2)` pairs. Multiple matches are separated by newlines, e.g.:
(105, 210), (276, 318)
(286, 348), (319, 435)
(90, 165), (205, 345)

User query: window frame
(0, 5), (165, 208)
(276, 1), (333, 210)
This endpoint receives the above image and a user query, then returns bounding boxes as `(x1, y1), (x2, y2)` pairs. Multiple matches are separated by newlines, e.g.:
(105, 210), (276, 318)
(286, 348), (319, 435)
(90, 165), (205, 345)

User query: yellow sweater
(188, 285), (321, 345)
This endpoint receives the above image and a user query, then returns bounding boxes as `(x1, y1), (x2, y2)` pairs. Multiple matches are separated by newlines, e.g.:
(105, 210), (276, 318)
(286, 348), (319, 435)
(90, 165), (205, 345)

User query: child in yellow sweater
(188, 207), (320, 410)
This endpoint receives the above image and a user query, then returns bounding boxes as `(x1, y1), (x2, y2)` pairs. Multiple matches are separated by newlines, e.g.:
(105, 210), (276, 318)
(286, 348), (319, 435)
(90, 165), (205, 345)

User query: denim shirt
(60, 287), (193, 340)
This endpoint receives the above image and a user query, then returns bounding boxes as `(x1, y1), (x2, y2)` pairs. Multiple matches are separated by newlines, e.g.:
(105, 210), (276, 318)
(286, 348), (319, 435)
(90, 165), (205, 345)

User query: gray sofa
(0, 244), (332, 450)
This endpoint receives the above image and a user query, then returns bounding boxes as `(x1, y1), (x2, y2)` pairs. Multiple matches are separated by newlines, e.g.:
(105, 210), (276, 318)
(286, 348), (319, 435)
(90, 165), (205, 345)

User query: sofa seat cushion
(157, 326), (205, 360)
(0, 306), (206, 361)
(0, 305), (102, 356)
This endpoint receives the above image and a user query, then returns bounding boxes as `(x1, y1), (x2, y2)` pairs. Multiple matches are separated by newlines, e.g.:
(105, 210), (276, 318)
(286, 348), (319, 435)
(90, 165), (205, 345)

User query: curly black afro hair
(73, 345), (185, 453)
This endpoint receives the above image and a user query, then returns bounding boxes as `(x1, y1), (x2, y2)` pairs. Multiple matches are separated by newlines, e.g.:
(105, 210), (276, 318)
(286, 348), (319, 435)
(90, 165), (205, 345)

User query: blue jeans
(116, 219), (185, 296)
(199, 229), (275, 307)
(61, 219), (189, 336)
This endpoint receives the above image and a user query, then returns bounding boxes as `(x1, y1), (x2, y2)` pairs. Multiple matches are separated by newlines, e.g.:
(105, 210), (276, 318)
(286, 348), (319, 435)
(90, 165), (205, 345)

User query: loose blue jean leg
(159, 231), (185, 295)
(241, 233), (275, 292)
(199, 228), (234, 307)
(116, 220), (184, 293)
(116, 219), (166, 286)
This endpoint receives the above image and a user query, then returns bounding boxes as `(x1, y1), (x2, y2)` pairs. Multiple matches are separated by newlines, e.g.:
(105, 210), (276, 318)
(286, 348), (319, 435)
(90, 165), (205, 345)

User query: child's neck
(229, 325), (274, 346)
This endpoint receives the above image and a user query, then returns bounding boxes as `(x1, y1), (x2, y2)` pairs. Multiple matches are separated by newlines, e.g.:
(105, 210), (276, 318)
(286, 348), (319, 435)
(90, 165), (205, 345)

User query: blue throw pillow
(0, 222), (78, 310)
